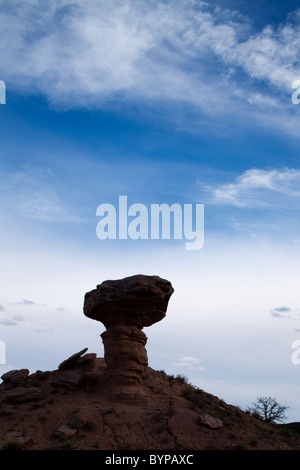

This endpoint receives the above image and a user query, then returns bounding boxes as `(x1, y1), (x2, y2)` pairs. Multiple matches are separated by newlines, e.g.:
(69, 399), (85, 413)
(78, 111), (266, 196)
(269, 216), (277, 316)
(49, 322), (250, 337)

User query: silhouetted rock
(1, 369), (29, 386)
(83, 274), (174, 329)
(58, 348), (88, 370)
(49, 369), (84, 390)
(101, 325), (148, 386)
(5, 386), (42, 403)
(83, 275), (174, 391)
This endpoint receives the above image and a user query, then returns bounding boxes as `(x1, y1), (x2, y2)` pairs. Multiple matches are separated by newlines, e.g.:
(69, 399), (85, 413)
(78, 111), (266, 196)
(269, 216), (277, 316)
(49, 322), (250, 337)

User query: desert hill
(2, 274), (300, 453)
(1, 350), (300, 451)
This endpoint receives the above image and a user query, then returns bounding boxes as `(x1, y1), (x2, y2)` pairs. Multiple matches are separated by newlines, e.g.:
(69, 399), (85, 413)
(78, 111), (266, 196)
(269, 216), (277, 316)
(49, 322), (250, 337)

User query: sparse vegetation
(181, 387), (208, 409)
(175, 374), (189, 384)
(248, 397), (289, 424)
(66, 409), (96, 432)
(2, 440), (23, 450)
(1, 361), (300, 450)
(235, 441), (247, 450)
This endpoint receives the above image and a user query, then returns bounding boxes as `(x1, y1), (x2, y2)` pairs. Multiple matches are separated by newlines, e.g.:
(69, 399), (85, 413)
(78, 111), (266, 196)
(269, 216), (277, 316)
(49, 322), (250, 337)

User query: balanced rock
(83, 275), (174, 390)
(83, 274), (174, 329)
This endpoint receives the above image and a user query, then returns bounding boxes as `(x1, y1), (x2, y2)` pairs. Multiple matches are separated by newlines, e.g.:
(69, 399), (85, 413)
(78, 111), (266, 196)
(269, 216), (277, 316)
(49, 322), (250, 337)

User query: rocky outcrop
(84, 274), (174, 390)
(58, 348), (96, 371)
(5, 386), (42, 403)
(49, 348), (97, 390)
(1, 369), (29, 386)
(49, 369), (85, 391)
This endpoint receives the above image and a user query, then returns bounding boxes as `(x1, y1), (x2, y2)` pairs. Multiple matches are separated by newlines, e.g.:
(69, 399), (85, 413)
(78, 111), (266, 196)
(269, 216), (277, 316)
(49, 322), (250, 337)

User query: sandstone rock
(49, 369), (84, 390)
(83, 274), (174, 329)
(54, 424), (77, 438)
(83, 371), (101, 391)
(1, 369), (29, 386)
(77, 353), (97, 368)
(101, 325), (148, 385)
(27, 370), (51, 383)
(83, 275), (174, 391)
(58, 348), (88, 370)
(199, 413), (223, 430)
(5, 387), (42, 403)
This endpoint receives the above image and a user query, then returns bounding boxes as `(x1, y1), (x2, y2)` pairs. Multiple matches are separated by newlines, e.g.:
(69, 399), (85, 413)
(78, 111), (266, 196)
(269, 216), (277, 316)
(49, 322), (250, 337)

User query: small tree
(249, 396), (289, 424)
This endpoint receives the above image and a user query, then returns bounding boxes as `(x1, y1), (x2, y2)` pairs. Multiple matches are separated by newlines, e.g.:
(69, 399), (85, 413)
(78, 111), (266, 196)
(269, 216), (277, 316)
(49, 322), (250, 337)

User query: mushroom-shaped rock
(83, 275), (174, 391)
(83, 274), (174, 329)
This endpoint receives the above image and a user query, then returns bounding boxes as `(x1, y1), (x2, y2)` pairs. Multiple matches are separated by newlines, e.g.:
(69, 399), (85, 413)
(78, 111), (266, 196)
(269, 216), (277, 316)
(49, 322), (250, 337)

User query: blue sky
(1, 0), (300, 421)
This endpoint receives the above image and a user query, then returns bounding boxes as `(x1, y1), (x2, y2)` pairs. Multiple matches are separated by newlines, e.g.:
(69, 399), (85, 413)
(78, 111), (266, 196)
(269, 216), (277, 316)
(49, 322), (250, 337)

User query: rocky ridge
(1, 274), (300, 451)
(1, 348), (300, 450)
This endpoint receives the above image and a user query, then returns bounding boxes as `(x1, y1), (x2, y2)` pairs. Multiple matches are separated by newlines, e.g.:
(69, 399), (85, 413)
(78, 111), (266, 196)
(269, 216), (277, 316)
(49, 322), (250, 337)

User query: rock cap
(83, 274), (174, 329)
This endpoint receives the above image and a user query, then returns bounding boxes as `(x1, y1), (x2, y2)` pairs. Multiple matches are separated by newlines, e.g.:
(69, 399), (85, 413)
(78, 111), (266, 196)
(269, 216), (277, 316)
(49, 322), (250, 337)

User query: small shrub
(176, 374), (189, 384)
(67, 411), (82, 430)
(181, 388), (207, 408)
(249, 438), (258, 447)
(81, 420), (97, 431)
(2, 440), (23, 451)
(235, 441), (247, 450)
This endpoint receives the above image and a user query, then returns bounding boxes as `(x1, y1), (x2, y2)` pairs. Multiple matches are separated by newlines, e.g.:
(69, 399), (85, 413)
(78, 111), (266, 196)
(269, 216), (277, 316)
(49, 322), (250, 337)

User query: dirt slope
(0, 356), (299, 451)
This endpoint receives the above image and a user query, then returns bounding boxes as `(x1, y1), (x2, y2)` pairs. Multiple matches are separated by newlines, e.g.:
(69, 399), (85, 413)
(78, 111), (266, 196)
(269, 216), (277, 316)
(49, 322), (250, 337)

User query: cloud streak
(0, 314), (25, 327)
(205, 168), (300, 208)
(271, 306), (300, 320)
(0, 167), (86, 224)
(0, 1), (300, 134)
(173, 355), (207, 371)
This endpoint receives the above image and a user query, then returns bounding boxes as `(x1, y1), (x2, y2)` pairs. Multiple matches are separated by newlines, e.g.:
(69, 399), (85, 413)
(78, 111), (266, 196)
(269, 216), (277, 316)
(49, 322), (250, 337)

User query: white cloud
(0, 0), (299, 134)
(0, 313), (25, 327)
(14, 299), (38, 306)
(206, 168), (300, 207)
(12, 315), (25, 323)
(0, 167), (86, 223)
(0, 318), (18, 327)
(173, 355), (207, 371)
(271, 306), (300, 320)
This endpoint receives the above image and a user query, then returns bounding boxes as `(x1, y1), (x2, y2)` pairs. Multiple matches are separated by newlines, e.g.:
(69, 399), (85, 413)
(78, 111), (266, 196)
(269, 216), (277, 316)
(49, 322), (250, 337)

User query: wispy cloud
(271, 306), (300, 320)
(0, 314), (25, 327)
(12, 299), (46, 307)
(0, 167), (86, 223)
(0, 1), (299, 134)
(205, 168), (300, 208)
(173, 355), (207, 371)
(14, 299), (38, 306)
(271, 306), (292, 319)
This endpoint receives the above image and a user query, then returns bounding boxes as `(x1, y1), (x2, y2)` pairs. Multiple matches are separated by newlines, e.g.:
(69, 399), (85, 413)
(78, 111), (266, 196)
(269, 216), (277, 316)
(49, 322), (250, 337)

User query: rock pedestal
(83, 274), (174, 393)
(101, 326), (148, 385)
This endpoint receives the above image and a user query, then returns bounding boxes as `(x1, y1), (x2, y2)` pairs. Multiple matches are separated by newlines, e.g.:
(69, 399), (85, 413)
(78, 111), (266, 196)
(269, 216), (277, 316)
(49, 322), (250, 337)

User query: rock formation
(83, 274), (174, 391)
